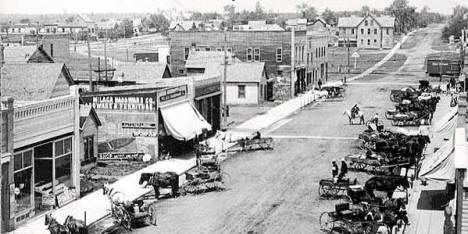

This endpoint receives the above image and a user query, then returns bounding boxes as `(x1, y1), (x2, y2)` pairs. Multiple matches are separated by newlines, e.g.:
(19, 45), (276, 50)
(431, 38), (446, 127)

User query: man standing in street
(318, 79), (323, 89)
(332, 160), (339, 179)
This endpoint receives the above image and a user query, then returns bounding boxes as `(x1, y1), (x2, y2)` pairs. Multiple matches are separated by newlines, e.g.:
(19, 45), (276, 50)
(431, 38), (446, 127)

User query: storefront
(194, 80), (221, 131)
(2, 91), (81, 228)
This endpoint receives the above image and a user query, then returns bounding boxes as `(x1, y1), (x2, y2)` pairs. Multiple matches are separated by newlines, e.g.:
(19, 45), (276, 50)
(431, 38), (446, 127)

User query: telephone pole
(87, 38), (94, 92)
(347, 37), (350, 73)
(104, 39), (108, 81)
(223, 27), (228, 130)
(291, 26), (296, 98)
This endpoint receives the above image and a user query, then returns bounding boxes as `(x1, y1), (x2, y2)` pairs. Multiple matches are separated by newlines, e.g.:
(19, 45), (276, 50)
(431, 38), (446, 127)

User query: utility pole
(291, 26), (295, 98)
(347, 37), (350, 73)
(104, 39), (108, 81)
(223, 27), (228, 130)
(87, 38), (94, 92)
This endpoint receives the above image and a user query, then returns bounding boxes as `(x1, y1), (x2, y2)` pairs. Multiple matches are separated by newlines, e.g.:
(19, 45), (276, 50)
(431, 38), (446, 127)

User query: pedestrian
(318, 79), (323, 89)
(338, 159), (348, 181)
(332, 160), (339, 179)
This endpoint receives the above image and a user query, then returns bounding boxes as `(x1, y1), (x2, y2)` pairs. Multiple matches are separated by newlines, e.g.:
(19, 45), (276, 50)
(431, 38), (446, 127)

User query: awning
(420, 139), (455, 182)
(160, 101), (212, 141)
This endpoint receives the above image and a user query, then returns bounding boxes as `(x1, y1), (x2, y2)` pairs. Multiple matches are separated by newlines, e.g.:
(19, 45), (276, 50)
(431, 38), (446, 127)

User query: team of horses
(45, 213), (87, 234)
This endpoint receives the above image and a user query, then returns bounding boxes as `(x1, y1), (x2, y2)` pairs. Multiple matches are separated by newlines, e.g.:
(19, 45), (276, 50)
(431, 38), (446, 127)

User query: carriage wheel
(146, 202), (157, 226)
(391, 120), (398, 126)
(120, 208), (132, 230)
(340, 195), (353, 204)
(319, 212), (335, 230)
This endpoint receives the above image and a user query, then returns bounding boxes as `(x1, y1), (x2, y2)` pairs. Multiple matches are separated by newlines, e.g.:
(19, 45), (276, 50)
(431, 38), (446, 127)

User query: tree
(385, 0), (417, 33)
(146, 13), (170, 34)
(321, 8), (337, 25)
(296, 2), (317, 20)
(20, 18), (30, 24)
(254, 1), (266, 20)
(117, 19), (134, 38)
(361, 6), (370, 16)
(442, 5), (468, 40)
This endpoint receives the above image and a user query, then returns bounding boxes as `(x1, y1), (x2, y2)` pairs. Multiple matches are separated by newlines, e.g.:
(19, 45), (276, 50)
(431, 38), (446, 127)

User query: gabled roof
(376, 17), (395, 28)
(79, 104), (102, 129)
(1, 63), (74, 101)
(202, 62), (266, 83)
(185, 51), (240, 68)
(114, 63), (171, 83)
(169, 20), (202, 31)
(337, 16), (363, 28)
(4, 45), (54, 64)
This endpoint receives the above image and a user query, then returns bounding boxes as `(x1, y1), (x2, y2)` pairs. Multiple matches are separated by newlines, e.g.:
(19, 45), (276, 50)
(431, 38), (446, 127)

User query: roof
(338, 15), (395, 28)
(204, 62), (266, 83)
(79, 105), (102, 128)
(1, 63), (74, 101)
(114, 63), (171, 83)
(185, 51), (240, 68)
(169, 21), (201, 31)
(4, 45), (54, 64)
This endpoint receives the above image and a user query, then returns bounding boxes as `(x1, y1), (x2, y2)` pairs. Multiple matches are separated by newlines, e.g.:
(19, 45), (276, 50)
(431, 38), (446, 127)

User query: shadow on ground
(416, 189), (449, 210)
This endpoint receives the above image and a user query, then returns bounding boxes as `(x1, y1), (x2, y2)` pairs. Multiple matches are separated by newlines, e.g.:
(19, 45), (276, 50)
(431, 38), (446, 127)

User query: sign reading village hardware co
(97, 152), (145, 161)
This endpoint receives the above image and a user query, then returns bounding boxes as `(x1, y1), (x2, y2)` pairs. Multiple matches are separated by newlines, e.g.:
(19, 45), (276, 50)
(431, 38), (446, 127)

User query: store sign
(159, 86), (187, 103)
(97, 152), (145, 161)
(122, 122), (157, 129)
(82, 96), (156, 111)
(195, 83), (221, 98)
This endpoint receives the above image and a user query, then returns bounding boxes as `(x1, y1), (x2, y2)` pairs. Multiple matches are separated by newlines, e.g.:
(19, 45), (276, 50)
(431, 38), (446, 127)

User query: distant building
(113, 63), (172, 84)
(337, 14), (395, 49)
(169, 20), (203, 31)
(169, 28), (328, 97)
(233, 20), (285, 32)
(3, 45), (54, 64)
(79, 105), (101, 171)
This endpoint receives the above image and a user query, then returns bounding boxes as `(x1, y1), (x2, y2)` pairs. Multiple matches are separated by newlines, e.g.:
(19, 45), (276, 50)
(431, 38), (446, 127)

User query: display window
(13, 150), (34, 214)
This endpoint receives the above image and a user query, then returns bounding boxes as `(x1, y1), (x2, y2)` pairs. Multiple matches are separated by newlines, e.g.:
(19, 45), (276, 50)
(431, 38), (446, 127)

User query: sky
(0, 0), (466, 15)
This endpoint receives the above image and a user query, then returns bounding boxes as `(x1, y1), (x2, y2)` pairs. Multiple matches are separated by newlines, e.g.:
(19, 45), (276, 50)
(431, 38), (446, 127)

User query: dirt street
(95, 25), (445, 234)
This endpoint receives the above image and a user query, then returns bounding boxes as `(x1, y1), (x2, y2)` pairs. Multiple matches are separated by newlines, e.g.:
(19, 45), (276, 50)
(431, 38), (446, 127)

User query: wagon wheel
(391, 120), (398, 126)
(319, 212), (335, 230)
(340, 195), (353, 204)
(355, 162), (367, 171)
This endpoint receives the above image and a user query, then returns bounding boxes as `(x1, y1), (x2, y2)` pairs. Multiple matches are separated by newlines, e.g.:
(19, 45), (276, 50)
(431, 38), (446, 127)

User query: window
(216, 48), (222, 52)
(276, 47), (282, 62)
(316, 48), (318, 58)
(195, 48), (201, 51)
(301, 46), (304, 61)
(361, 28), (364, 34)
(361, 39), (364, 45)
(83, 136), (95, 165)
(227, 48), (232, 53)
(371, 20), (374, 26)
(246, 48), (253, 62)
(386, 28), (389, 35)
(205, 47), (211, 51)
(364, 20), (368, 26)
(351, 28), (354, 34)
(367, 39), (370, 45)
(14, 150), (33, 214)
(184, 47), (189, 60)
(254, 48), (260, 61)
(307, 53), (309, 64)
(179, 69), (184, 74)
(374, 29), (377, 35)
(368, 28), (371, 34)
(374, 39), (377, 43)
(309, 41), (312, 49)
(238, 85), (246, 98)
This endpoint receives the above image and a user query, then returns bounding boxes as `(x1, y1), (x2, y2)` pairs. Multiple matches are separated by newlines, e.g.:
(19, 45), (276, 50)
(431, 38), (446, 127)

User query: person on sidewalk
(318, 79), (323, 89)
(331, 160), (339, 179)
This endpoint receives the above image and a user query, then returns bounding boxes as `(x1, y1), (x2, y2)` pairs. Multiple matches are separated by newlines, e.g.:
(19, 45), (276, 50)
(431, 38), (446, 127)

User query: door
(2, 162), (10, 232)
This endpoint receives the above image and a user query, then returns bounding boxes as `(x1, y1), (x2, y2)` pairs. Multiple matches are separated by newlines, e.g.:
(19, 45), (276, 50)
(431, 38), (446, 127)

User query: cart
(318, 178), (358, 199)
(238, 137), (274, 151)
(391, 112), (430, 126)
(111, 198), (157, 230)
(183, 166), (230, 194)
(322, 84), (346, 101)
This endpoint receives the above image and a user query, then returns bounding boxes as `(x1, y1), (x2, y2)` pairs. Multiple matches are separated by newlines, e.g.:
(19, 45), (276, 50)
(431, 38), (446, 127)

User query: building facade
(338, 14), (395, 49)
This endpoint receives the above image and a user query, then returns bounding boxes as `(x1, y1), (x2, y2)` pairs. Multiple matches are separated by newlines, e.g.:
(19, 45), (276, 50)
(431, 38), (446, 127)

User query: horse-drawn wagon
(321, 83), (346, 101)
(110, 198), (157, 230)
(391, 111), (431, 126)
(318, 178), (358, 199)
(238, 137), (275, 151)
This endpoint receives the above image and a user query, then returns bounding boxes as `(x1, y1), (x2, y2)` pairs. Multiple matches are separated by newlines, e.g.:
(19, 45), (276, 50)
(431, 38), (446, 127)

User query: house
(3, 45), (54, 64)
(79, 105), (101, 171)
(184, 51), (268, 104)
(337, 14), (395, 49)
(132, 18), (143, 36)
(285, 18), (308, 31)
(1, 63), (75, 101)
(169, 20), (203, 31)
(57, 14), (96, 34)
(113, 63), (172, 84)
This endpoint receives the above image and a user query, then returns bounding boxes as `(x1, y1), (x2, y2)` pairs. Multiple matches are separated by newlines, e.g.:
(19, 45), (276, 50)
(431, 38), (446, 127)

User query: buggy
(318, 178), (358, 199)
(111, 198), (157, 230)
(238, 137), (274, 151)
(321, 83), (346, 101)
(391, 112), (431, 126)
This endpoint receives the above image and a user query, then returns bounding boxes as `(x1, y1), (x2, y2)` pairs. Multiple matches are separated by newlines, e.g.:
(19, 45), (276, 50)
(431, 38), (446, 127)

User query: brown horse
(63, 215), (88, 234)
(45, 213), (69, 234)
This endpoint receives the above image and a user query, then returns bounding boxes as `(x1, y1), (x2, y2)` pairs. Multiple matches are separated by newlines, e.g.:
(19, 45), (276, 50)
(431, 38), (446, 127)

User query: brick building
(169, 29), (328, 97)
(338, 14), (395, 49)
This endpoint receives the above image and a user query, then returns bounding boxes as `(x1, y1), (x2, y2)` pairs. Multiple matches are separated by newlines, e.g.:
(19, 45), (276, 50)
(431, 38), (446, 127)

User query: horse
(45, 213), (69, 234)
(343, 109), (365, 125)
(63, 216), (88, 234)
(139, 171), (179, 199)
(364, 176), (410, 199)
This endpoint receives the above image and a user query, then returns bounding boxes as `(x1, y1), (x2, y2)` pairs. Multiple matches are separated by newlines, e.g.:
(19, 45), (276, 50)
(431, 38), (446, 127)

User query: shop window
(55, 154), (71, 183)
(276, 47), (282, 62)
(35, 158), (53, 186)
(246, 48), (253, 62)
(34, 143), (53, 158)
(238, 85), (246, 98)
(14, 168), (32, 213)
(254, 48), (260, 62)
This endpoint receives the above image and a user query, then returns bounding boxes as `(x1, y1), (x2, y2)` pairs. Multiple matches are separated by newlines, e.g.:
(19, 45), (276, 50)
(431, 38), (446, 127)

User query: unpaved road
(92, 25), (444, 234)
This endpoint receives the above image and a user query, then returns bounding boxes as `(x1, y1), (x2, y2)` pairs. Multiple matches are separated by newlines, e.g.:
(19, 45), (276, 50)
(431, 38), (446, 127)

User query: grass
(327, 47), (390, 82)
(431, 35), (452, 52)
(372, 53), (407, 74)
